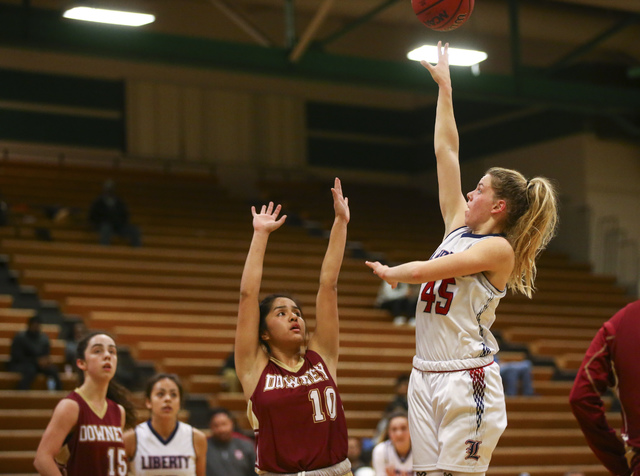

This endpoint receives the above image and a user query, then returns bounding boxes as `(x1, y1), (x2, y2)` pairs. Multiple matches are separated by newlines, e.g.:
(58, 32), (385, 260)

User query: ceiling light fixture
(62, 6), (155, 27)
(407, 45), (488, 67)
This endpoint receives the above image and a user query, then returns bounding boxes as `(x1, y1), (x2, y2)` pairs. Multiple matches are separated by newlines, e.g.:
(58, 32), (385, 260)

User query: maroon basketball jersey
(63, 390), (126, 476)
(249, 350), (348, 472)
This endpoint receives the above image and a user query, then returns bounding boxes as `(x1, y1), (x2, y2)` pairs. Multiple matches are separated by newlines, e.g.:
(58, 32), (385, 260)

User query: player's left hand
(365, 261), (398, 289)
(331, 177), (350, 223)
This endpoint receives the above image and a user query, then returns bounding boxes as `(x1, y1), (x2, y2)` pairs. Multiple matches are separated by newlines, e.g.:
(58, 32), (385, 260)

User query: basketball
(412, 0), (474, 31)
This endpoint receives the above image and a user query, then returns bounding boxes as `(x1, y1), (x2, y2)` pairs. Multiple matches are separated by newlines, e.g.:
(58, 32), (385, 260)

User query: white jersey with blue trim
(414, 226), (506, 371)
(132, 420), (197, 475)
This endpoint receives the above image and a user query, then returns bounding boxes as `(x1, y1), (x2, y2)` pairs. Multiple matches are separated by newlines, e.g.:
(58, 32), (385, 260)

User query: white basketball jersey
(132, 421), (197, 475)
(414, 227), (506, 371)
(371, 440), (414, 475)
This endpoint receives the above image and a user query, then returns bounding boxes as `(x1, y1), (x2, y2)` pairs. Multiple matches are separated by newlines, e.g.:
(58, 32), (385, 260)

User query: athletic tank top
(414, 227), (506, 371)
(63, 390), (126, 476)
(131, 420), (197, 475)
(248, 350), (348, 472)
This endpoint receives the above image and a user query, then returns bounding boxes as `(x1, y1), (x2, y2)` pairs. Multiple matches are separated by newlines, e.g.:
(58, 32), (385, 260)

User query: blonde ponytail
(487, 168), (559, 298)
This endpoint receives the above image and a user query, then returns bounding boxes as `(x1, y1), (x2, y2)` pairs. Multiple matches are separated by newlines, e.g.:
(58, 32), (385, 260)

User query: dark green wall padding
(306, 102), (587, 173)
(0, 108), (124, 149)
(0, 65), (124, 149)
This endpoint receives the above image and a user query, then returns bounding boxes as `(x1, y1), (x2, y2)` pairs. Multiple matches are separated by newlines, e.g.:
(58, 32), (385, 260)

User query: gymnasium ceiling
(1, 0), (640, 146)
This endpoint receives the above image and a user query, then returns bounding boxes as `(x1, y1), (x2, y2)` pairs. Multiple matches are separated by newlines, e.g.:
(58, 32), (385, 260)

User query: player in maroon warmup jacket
(569, 300), (640, 475)
(34, 332), (136, 475)
(236, 178), (351, 475)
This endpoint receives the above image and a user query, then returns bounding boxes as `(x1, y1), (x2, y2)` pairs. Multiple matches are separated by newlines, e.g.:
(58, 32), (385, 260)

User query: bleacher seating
(0, 160), (631, 475)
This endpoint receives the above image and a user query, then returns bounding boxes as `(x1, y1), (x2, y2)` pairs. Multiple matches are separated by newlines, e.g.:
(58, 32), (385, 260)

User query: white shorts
(408, 362), (507, 473)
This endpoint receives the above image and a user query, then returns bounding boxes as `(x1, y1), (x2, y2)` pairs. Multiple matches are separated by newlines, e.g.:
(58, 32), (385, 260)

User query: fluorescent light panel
(63, 6), (155, 27)
(407, 45), (487, 67)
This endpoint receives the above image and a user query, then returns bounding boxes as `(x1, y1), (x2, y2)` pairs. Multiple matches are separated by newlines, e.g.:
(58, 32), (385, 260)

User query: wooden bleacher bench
(159, 358), (225, 377)
(488, 465), (607, 476)
(498, 302), (621, 319)
(0, 324), (59, 342)
(492, 314), (606, 331)
(0, 373), (76, 391)
(502, 327), (598, 343)
(491, 444), (603, 466)
(499, 428), (589, 448)
(0, 390), (65, 410)
(20, 269), (380, 298)
(530, 339), (593, 357)
(556, 353), (588, 371)
(0, 429), (43, 452)
(135, 342), (234, 362)
(0, 308), (38, 325)
(503, 290), (632, 308)
(0, 295), (13, 308)
(336, 347), (414, 364)
(0, 450), (38, 474)
(504, 395), (610, 413)
(0, 338), (66, 360)
(2, 239), (369, 272)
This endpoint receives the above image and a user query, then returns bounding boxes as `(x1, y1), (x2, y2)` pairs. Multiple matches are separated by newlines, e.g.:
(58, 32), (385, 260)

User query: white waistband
(412, 355), (494, 372)
(258, 458), (352, 476)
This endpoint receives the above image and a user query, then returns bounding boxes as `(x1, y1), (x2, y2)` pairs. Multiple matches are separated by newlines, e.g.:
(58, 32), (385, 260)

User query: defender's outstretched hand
(421, 41), (452, 88)
(331, 177), (350, 223)
(252, 202), (287, 234)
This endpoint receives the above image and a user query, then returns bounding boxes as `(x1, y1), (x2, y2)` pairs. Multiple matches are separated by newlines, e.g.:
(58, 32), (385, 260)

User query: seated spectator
(8, 316), (62, 391)
(220, 350), (241, 393)
(496, 354), (535, 396)
(348, 436), (371, 473)
(63, 320), (88, 373)
(385, 374), (409, 414)
(206, 408), (256, 476)
(375, 280), (418, 326)
(371, 411), (413, 476)
(89, 179), (141, 247)
(371, 374), (410, 445)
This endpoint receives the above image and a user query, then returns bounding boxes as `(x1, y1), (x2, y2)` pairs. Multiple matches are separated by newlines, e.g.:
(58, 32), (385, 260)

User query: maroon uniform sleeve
(569, 323), (629, 475)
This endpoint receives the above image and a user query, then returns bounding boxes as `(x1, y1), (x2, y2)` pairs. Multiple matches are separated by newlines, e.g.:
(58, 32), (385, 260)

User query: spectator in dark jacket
(89, 179), (141, 246)
(9, 316), (62, 390)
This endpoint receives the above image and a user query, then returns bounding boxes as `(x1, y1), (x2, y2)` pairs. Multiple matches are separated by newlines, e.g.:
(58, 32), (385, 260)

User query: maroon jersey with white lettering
(63, 390), (126, 476)
(569, 300), (640, 475)
(248, 350), (348, 473)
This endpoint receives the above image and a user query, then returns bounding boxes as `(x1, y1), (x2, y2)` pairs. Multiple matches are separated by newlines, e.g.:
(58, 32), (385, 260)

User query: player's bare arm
(422, 41), (467, 235)
(193, 428), (207, 476)
(236, 202), (286, 400)
(34, 399), (79, 475)
(367, 236), (514, 291)
(309, 178), (349, 377)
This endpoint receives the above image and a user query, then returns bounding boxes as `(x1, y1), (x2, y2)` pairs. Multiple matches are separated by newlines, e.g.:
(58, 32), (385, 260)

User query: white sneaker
(393, 316), (407, 326)
(408, 317), (416, 327)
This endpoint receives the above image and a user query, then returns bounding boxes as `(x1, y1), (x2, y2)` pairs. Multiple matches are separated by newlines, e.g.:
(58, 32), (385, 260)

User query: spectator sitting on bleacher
(220, 350), (241, 393)
(8, 315), (62, 391)
(367, 374), (411, 459)
(63, 320), (88, 373)
(375, 280), (418, 326)
(348, 436), (372, 474)
(206, 407), (256, 476)
(495, 353), (535, 396)
(371, 411), (413, 476)
(89, 179), (141, 247)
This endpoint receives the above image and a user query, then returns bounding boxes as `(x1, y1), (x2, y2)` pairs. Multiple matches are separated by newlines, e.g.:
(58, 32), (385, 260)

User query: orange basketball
(412, 0), (474, 31)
